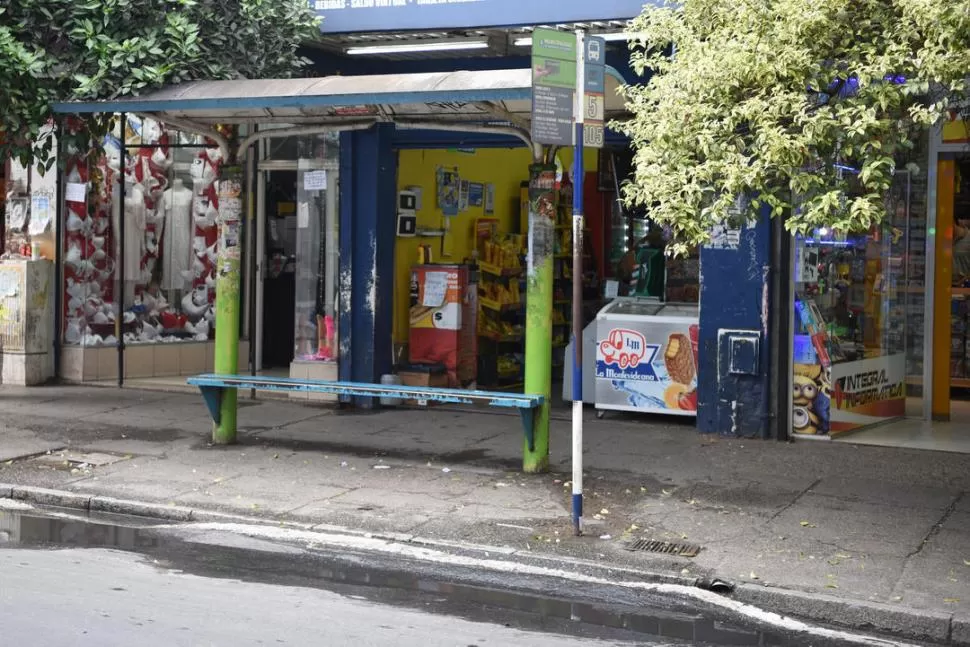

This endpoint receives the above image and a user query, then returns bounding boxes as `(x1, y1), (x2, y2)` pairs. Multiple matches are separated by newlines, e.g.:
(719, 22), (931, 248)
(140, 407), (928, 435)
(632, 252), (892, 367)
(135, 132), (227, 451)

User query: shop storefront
(0, 116), (342, 388)
(56, 116), (243, 383)
(391, 146), (606, 391)
(788, 117), (970, 446)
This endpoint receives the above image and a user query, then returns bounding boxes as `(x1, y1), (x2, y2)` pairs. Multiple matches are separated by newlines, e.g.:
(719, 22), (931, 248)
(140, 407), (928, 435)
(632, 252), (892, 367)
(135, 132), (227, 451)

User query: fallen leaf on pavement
(825, 583), (839, 589)
(750, 572), (759, 580)
(640, 487), (647, 493)
(944, 598), (960, 604)
(661, 489), (672, 496)
(600, 508), (609, 515)
(800, 521), (817, 528)
(964, 559), (970, 567)
(272, 453), (279, 459)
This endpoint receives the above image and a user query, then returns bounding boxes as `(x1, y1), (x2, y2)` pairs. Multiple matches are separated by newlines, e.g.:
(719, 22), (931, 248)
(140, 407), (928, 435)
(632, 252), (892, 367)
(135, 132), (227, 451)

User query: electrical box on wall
(398, 191), (418, 212)
(397, 190), (418, 237)
(397, 212), (417, 237)
(718, 329), (761, 376)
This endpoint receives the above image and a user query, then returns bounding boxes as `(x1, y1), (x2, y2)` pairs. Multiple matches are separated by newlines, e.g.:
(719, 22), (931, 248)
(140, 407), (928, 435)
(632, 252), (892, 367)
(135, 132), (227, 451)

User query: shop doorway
(260, 170), (298, 370)
(825, 150), (970, 453)
(253, 152), (340, 381)
(928, 155), (970, 426)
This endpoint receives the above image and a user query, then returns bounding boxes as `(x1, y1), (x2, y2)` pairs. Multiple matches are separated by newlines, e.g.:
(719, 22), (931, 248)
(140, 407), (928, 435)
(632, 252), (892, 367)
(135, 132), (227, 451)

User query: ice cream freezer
(594, 298), (699, 416)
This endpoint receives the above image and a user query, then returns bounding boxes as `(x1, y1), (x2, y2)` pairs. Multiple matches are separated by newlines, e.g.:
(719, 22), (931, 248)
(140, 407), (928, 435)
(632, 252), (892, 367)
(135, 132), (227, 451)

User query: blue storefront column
(338, 124), (397, 404)
(696, 210), (773, 437)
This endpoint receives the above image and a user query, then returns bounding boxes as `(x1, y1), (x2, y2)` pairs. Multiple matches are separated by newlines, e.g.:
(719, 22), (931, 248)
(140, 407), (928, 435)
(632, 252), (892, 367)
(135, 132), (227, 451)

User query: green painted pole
(524, 163), (557, 473)
(212, 167), (244, 445)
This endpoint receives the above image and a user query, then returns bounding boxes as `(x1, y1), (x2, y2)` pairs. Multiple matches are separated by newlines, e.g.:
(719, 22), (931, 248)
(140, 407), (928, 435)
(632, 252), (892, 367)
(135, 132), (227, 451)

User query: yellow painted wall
(392, 147), (597, 344)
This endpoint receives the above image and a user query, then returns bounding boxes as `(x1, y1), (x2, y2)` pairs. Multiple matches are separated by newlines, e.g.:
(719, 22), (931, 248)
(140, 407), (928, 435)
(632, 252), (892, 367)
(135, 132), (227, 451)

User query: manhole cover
(625, 539), (701, 557)
(28, 451), (132, 471)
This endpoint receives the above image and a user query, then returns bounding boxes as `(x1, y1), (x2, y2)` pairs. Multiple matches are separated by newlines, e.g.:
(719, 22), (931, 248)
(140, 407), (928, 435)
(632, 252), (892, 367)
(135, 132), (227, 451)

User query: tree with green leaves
(617, 0), (970, 255)
(0, 0), (320, 168)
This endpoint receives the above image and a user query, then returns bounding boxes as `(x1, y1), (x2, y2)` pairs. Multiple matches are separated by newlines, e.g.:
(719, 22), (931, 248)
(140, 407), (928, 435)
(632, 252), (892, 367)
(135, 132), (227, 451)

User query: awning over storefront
(51, 67), (628, 128)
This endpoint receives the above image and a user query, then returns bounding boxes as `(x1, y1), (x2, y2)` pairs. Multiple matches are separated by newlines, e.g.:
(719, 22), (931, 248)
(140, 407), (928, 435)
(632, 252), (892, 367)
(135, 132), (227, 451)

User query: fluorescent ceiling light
(514, 32), (640, 47)
(600, 32), (641, 42)
(346, 40), (489, 55)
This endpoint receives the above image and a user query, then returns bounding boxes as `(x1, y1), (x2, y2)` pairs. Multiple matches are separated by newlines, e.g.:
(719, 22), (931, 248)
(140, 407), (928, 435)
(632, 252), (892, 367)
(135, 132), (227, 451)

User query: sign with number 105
(583, 125), (605, 148)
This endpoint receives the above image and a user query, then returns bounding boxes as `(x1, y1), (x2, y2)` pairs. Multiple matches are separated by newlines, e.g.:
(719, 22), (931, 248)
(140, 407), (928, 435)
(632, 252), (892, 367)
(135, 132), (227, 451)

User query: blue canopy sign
(311, 0), (653, 34)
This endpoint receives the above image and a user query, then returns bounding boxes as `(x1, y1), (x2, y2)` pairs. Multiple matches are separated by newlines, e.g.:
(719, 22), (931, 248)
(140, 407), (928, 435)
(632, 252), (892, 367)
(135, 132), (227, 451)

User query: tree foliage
(617, 0), (970, 255)
(0, 0), (320, 168)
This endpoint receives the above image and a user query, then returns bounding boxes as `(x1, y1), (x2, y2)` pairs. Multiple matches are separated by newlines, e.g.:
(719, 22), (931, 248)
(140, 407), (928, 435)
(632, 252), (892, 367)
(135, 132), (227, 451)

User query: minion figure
(792, 365), (831, 436)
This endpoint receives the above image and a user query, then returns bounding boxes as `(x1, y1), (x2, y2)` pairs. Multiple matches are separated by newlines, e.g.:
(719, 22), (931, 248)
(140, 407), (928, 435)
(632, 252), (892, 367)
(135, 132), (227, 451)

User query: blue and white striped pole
(571, 29), (586, 536)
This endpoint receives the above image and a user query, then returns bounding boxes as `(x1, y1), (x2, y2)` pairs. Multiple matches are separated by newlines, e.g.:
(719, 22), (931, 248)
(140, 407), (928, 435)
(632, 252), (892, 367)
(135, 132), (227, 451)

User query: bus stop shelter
(52, 67), (627, 471)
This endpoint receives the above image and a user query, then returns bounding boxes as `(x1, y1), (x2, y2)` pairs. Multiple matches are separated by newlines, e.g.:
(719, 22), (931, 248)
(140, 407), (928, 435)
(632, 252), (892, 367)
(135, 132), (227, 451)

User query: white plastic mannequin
(161, 178), (193, 291)
(123, 180), (147, 283)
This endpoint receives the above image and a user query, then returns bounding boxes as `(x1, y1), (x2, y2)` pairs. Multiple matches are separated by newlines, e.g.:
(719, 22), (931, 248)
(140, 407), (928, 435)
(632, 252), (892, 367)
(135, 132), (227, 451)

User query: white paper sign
(65, 182), (87, 203)
(604, 280), (619, 299)
(0, 269), (20, 297)
(303, 170), (327, 192)
(422, 272), (449, 307)
(297, 203), (310, 229)
(28, 194), (52, 235)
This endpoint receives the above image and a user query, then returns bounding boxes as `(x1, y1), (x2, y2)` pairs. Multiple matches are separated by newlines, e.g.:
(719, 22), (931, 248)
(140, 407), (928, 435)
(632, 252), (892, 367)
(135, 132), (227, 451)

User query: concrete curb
(0, 483), (962, 645)
(954, 616), (970, 646)
(735, 583), (956, 645)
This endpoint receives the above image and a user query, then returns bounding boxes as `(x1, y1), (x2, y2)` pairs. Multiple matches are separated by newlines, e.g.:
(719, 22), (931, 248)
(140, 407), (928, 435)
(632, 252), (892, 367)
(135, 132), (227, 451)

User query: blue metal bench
(186, 374), (545, 450)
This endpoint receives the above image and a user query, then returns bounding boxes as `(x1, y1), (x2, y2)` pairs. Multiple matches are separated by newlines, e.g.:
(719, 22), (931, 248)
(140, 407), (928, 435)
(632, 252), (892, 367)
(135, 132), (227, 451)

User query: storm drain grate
(625, 539), (701, 557)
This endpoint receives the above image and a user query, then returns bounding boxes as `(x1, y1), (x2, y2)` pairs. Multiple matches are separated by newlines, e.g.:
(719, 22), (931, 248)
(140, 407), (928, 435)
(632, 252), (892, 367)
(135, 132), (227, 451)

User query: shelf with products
(478, 260), (522, 278)
(550, 172), (601, 334)
(474, 217), (526, 388)
(949, 294), (970, 382)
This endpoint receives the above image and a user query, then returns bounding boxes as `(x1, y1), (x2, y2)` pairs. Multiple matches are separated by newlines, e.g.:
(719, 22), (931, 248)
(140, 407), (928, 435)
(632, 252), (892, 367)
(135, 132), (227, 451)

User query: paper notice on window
(0, 268), (20, 297)
(303, 170), (327, 192)
(28, 194), (52, 235)
(422, 272), (449, 307)
(297, 203), (310, 229)
(65, 182), (87, 203)
(604, 280), (619, 299)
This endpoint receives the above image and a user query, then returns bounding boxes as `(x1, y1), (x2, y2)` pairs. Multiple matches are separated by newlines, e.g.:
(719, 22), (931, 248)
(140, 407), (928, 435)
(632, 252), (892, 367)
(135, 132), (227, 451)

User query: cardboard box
(398, 369), (448, 406)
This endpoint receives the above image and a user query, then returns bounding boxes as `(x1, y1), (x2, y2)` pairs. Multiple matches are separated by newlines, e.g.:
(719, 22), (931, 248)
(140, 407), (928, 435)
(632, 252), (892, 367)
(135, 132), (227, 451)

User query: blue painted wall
(696, 211), (772, 437)
(338, 124), (397, 402)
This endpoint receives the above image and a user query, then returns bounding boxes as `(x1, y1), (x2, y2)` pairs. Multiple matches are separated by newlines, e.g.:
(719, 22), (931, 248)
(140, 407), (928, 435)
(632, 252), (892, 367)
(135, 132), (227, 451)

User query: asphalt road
(0, 507), (912, 647)
(0, 546), (662, 647)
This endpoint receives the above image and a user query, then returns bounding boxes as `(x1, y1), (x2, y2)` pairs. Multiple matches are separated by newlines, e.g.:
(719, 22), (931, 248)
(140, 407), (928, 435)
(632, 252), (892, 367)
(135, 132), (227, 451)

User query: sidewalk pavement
(1, 384), (968, 643)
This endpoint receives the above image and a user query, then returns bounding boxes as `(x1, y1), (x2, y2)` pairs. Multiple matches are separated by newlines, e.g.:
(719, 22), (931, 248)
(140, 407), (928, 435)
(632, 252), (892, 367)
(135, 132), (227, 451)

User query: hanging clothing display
(161, 178), (193, 291)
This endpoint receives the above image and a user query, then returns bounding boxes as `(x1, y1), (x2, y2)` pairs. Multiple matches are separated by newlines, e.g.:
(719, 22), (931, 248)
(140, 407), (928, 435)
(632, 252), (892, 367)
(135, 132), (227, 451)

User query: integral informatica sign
(311, 0), (653, 33)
